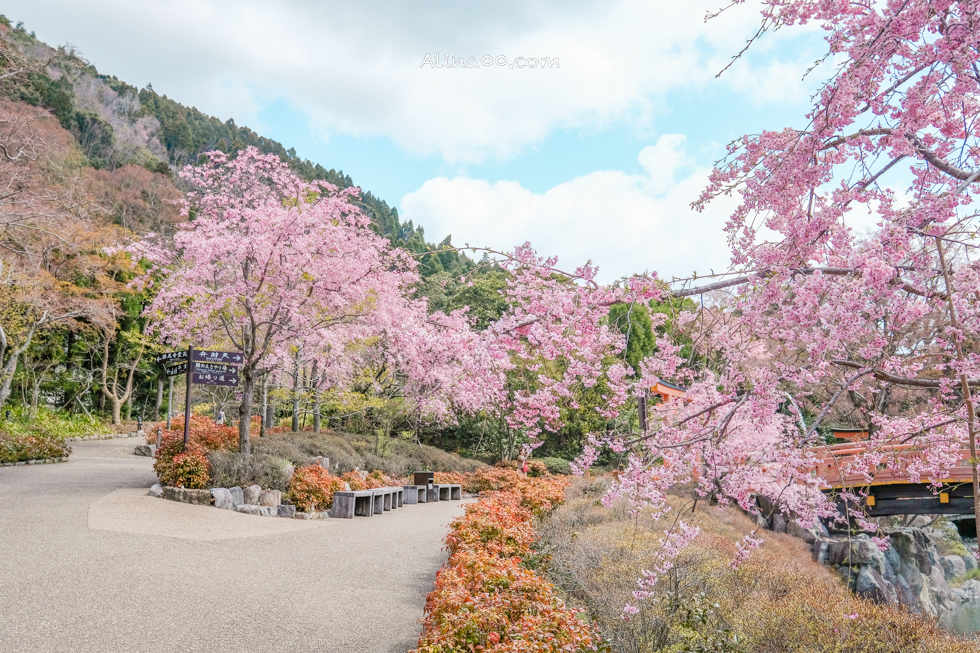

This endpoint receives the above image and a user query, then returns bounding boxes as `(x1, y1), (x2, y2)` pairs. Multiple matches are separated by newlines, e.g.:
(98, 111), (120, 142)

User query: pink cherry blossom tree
(133, 148), (423, 452)
(473, 0), (980, 600)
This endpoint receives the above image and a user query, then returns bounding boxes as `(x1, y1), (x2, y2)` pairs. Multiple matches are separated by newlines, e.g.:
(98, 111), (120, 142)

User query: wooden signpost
(155, 346), (243, 448)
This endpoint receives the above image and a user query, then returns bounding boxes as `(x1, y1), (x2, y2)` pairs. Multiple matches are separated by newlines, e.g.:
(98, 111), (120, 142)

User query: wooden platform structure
(807, 440), (978, 516)
(644, 380), (978, 518)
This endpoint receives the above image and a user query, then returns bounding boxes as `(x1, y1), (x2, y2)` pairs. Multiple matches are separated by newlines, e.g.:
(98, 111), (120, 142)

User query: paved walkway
(0, 439), (468, 652)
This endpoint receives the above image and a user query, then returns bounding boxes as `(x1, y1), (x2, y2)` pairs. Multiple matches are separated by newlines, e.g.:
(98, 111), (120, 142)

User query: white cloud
(7, 0), (817, 163)
(401, 135), (738, 282)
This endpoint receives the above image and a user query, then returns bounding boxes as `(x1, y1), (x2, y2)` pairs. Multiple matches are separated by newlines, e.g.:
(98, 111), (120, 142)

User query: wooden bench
(402, 485), (428, 504)
(437, 484), (462, 501)
(332, 490), (376, 518)
(426, 484), (441, 502)
(372, 487), (403, 513)
(332, 487), (404, 518)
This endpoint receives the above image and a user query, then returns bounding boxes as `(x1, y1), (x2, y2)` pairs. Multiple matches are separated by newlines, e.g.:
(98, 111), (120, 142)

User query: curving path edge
(0, 438), (467, 652)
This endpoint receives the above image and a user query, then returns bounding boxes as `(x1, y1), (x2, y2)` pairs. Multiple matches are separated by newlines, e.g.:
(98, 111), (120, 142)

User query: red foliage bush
(433, 471), (466, 486)
(450, 469), (570, 517)
(342, 470), (366, 490)
(444, 492), (536, 559)
(287, 464), (347, 511)
(151, 415), (239, 488)
(249, 415), (288, 434)
(412, 476), (599, 653)
(364, 469), (395, 489)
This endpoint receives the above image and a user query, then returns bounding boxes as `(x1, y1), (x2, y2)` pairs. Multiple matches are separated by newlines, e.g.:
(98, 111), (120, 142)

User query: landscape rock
(884, 544), (901, 571)
(162, 486), (212, 506)
(211, 488), (233, 510)
(243, 485), (261, 504)
(772, 514), (787, 533)
(229, 486), (244, 507)
(235, 504), (260, 515)
(940, 554), (967, 580)
(963, 553), (978, 573)
(786, 520), (817, 543)
(258, 506), (277, 517)
(812, 539), (830, 565)
(827, 539), (876, 566)
(134, 444), (156, 457)
(148, 483), (163, 498)
(960, 579), (980, 600)
(855, 566), (899, 605)
(258, 489), (281, 507)
(277, 505), (296, 518)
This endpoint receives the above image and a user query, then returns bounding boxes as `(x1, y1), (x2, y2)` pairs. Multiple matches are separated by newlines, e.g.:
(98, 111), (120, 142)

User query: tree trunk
(154, 377), (163, 421)
(937, 239), (980, 542)
(291, 355), (300, 432)
(111, 397), (122, 424)
(238, 367), (254, 454)
(0, 350), (22, 407)
(260, 376), (268, 437)
(313, 403), (321, 433)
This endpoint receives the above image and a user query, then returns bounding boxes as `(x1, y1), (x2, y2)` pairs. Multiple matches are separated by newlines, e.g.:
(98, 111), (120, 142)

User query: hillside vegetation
(0, 16), (472, 277)
(539, 478), (976, 652)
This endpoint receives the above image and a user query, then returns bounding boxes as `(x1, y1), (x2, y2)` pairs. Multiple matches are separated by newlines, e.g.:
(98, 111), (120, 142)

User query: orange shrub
(460, 467), (525, 494)
(151, 415), (239, 488)
(433, 471), (466, 486)
(154, 441), (211, 488)
(342, 470), (366, 490)
(412, 476), (600, 653)
(452, 468), (571, 516)
(415, 550), (600, 653)
(445, 491), (535, 558)
(364, 469), (397, 489)
(287, 464), (347, 511)
(149, 415), (239, 450)
(249, 415), (288, 434)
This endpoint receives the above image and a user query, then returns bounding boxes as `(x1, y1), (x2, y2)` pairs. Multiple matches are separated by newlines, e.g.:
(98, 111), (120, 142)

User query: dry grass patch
(538, 478), (977, 653)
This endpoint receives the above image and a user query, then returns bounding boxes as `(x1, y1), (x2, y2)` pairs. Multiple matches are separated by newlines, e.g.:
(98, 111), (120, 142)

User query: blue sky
(8, 0), (828, 281)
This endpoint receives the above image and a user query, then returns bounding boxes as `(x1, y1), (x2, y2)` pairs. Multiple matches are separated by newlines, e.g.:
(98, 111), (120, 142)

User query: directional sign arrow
(155, 351), (188, 365)
(193, 362), (238, 374)
(192, 350), (244, 365)
(191, 372), (240, 387)
(163, 362), (187, 377)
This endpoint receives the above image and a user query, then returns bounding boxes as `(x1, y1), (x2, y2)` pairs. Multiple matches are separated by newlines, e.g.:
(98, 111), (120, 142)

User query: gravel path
(0, 438), (467, 652)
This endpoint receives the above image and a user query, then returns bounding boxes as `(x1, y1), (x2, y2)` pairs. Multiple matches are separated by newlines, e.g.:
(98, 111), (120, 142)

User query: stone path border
(1, 457), (69, 467)
(66, 430), (144, 442)
(2, 430), (143, 467)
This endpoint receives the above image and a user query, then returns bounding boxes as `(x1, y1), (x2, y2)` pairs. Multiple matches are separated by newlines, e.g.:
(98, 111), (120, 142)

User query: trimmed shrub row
(412, 474), (602, 652)
(0, 434), (72, 464)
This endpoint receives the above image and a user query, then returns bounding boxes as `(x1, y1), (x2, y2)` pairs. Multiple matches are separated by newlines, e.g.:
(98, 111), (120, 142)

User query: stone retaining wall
(757, 498), (978, 620)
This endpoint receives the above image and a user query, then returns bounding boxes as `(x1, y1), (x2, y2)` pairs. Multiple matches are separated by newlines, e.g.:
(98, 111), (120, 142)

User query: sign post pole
(183, 345), (193, 449)
(166, 376), (174, 430)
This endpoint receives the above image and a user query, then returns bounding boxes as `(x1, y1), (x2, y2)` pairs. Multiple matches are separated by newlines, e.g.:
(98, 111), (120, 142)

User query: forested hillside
(0, 16), (472, 277)
(0, 15), (491, 435)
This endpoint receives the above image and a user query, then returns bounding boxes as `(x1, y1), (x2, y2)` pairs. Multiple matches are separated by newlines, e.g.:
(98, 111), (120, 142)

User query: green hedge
(0, 407), (107, 440)
(0, 435), (71, 463)
(539, 456), (572, 475)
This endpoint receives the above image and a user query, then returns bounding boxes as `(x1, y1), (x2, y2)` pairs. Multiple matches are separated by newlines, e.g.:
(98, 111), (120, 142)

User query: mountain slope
(0, 16), (472, 277)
